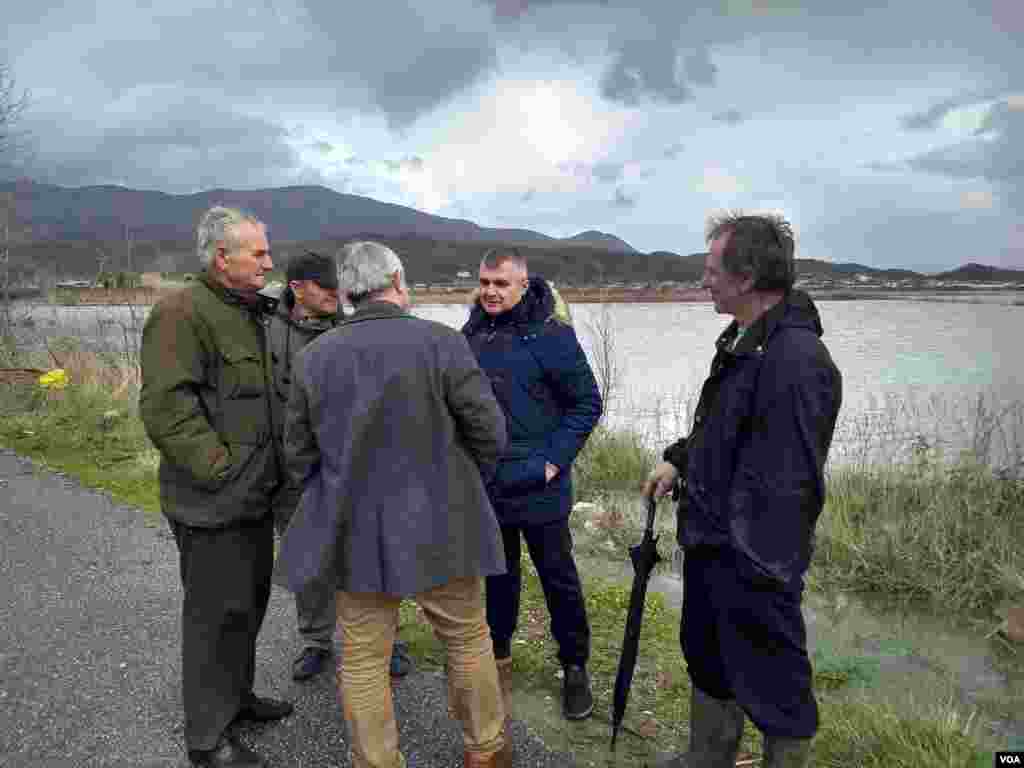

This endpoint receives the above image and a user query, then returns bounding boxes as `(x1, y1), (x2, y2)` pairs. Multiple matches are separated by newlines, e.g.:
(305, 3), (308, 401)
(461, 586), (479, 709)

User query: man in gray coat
(276, 241), (513, 768)
(264, 250), (412, 682)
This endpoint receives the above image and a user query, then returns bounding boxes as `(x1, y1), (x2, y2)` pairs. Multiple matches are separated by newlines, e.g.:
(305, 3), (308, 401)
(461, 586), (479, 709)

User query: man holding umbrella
(643, 212), (842, 768)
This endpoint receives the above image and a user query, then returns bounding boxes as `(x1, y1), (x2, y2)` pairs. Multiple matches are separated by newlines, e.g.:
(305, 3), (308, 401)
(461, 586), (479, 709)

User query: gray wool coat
(274, 300), (508, 598)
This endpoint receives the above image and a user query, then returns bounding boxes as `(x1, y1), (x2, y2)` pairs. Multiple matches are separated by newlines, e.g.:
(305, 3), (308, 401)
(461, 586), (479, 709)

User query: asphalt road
(0, 449), (577, 768)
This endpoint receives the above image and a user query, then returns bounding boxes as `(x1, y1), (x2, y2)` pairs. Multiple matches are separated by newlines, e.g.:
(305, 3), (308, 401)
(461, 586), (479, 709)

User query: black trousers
(681, 546), (818, 739)
(169, 515), (275, 751)
(486, 517), (590, 667)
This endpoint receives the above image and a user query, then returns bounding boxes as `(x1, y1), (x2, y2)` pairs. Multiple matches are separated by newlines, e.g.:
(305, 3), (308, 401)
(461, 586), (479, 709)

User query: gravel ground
(0, 449), (577, 768)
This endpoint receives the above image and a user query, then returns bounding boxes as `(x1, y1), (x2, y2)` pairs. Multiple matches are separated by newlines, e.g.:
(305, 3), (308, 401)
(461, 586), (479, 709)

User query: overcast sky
(3, 0), (1022, 270)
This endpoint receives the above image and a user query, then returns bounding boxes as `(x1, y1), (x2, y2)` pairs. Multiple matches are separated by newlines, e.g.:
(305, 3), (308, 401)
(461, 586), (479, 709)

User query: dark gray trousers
(169, 515), (274, 751)
(274, 513), (336, 651)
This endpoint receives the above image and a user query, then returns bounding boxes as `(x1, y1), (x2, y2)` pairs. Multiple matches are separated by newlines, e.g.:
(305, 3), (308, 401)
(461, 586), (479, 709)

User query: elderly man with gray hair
(140, 206), (293, 768)
(277, 241), (514, 768)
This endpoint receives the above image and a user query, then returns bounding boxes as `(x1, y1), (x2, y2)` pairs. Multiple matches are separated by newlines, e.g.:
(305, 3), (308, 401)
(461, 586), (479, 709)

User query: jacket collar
(465, 277), (554, 333)
(274, 299), (338, 331)
(346, 299), (410, 323)
(200, 271), (275, 314)
(716, 289), (824, 357)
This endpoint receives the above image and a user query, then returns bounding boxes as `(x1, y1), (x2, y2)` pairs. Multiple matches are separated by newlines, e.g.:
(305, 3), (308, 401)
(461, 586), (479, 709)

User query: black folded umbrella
(610, 495), (662, 751)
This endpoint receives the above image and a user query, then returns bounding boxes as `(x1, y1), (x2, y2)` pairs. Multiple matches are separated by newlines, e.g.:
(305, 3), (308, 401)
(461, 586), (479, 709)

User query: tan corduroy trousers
(337, 577), (506, 768)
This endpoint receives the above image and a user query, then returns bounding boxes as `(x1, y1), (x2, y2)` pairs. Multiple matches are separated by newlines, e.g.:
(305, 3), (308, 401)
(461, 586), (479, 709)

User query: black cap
(286, 251), (338, 290)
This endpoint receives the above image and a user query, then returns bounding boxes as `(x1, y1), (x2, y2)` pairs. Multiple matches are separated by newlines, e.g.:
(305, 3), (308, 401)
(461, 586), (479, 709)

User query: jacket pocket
(728, 467), (814, 587)
(218, 347), (270, 444)
(492, 452), (548, 497)
(220, 348), (265, 399)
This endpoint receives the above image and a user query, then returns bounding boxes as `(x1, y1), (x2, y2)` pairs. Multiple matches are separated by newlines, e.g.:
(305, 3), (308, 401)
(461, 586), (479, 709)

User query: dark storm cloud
(19, 100), (302, 192)
(31, 1), (498, 131)
(711, 109), (746, 125)
(302, 0), (498, 128)
(681, 49), (717, 87)
(900, 90), (1004, 131)
(907, 99), (1024, 210)
(601, 37), (695, 105)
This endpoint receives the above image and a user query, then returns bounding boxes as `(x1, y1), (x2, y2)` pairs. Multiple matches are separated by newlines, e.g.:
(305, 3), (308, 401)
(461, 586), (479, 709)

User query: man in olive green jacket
(140, 206), (292, 768)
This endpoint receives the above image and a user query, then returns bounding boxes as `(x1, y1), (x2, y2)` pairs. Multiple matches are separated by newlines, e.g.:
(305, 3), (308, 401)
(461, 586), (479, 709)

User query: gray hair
(338, 241), (405, 303)
(704, 210), (796, 292)
(196, 206), (263, 269)
(480, 246), (528, 273)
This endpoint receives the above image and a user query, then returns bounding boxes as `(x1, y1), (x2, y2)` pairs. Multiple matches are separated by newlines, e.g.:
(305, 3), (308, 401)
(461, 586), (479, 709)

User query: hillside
(2, 180), (1022, 286)
(934, 263), (1024, 282)
(562, 230), (637, 252)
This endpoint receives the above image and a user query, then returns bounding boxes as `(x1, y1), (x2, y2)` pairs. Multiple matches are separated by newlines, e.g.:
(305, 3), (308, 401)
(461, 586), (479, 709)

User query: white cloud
(377, 73), (637, 213)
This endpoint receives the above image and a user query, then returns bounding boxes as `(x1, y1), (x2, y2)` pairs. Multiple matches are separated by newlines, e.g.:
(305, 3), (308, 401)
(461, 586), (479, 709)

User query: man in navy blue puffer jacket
(463, 247), (603, 721)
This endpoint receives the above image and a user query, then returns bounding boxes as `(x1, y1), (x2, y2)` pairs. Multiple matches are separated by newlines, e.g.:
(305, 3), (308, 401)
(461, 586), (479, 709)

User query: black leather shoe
(188, 733), (267, 767)
(292, 647), (331, 681)
(236, 696), (294, 723)
(562, 664), (594, 720)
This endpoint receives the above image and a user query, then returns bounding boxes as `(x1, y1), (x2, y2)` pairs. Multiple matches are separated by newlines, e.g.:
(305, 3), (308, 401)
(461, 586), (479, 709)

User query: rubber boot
(650, 687), (744, 768)
(763, 734), (812, 768)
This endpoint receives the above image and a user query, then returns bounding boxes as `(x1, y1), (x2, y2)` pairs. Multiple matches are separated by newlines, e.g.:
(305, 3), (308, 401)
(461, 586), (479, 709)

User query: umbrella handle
(645, 496), (657, 535)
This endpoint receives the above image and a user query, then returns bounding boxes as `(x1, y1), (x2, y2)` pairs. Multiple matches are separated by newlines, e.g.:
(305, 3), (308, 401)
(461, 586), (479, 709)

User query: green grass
(814, 459), (1024, 617)
(573, 424), (657, 500)
(0, 340), (160, 521)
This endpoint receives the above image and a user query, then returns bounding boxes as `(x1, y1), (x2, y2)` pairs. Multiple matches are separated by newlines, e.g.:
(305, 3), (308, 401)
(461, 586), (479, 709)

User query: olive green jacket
(139, 273), (281, 527)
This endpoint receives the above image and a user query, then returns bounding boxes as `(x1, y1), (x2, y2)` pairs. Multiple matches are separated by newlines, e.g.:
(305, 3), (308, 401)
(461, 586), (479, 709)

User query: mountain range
(1, 179), (1022, 284)
(0, 179), (632, 250)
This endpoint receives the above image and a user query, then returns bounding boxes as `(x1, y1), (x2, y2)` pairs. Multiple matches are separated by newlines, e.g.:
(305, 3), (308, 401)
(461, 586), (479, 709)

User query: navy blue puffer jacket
(463, 278), (603, 525)
(663, 290), (842, 588)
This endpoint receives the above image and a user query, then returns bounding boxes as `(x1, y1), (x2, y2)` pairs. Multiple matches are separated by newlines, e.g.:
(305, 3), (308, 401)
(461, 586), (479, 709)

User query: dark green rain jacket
(139, 273), (281, 527)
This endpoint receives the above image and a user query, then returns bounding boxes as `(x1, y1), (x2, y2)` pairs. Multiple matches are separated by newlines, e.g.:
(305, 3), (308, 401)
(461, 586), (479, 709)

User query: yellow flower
(38, 368), (69, 389)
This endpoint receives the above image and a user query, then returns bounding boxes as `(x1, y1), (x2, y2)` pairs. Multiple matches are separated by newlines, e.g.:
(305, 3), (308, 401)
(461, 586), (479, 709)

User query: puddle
(564, 494), (1024, 755)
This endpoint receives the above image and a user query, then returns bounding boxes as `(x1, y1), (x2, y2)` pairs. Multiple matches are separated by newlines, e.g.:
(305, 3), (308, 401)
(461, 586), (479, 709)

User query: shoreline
(25, 285), (1024, 307)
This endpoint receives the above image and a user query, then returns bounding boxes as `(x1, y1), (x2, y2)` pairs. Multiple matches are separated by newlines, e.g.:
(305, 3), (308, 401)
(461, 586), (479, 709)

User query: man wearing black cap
(265, 251), (414, 681)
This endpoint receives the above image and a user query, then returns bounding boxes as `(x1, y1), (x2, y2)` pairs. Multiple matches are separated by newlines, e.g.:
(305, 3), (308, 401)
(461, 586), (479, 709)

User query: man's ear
(213, 243), (228, 270)
(392, 271), (403, 292)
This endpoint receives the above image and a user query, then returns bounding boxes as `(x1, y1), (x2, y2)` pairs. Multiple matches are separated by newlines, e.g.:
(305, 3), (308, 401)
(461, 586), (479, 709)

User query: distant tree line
(5, 234), (707, 287)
